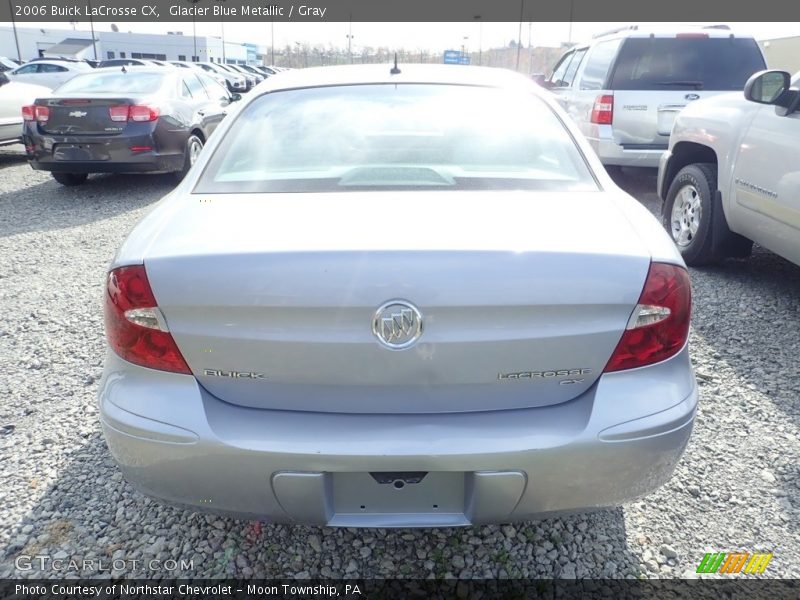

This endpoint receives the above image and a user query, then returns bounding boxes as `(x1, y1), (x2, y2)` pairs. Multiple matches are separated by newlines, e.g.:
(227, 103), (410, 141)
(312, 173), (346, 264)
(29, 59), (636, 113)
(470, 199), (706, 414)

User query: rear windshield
(610, 37), (766, 91)
(194, 84), (598, 194)
(56, 71), (168, 94)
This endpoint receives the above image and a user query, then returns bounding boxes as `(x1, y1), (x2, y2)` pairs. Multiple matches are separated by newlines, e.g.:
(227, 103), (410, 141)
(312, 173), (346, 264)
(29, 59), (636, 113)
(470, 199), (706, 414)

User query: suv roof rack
(592, 25), (638, 39)
(702, 24), (731, 30)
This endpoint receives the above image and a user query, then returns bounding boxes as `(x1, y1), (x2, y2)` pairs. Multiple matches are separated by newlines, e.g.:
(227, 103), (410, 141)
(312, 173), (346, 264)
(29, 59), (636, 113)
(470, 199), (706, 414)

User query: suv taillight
(104, 265), (191, 374)
(604, 262), (691, 372)
(591, 94), (614, 125)
(22, 105), (35, 121)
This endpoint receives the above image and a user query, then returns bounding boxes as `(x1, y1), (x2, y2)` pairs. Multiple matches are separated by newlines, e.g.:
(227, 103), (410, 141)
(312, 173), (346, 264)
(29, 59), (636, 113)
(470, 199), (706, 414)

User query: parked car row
(542, 25), (800, 269)
(0, 57), (288, 158)
(4, 55), (286, 91)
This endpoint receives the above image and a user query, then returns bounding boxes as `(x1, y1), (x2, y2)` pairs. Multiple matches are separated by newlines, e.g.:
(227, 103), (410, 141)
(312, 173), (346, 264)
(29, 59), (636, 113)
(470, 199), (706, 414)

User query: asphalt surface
(0, 150), (797, 579)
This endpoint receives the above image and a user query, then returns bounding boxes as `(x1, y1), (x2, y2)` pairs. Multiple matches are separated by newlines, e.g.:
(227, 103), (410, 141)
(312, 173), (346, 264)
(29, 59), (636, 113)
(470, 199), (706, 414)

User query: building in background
(0, 25), (263, 65)
(760, 36), (800, 74)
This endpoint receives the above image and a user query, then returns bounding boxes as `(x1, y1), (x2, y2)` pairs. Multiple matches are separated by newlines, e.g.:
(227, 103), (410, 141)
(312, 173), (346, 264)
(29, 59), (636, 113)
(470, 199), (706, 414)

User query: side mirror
(744, 70), (791, 105)
(229, 92), (242, 102)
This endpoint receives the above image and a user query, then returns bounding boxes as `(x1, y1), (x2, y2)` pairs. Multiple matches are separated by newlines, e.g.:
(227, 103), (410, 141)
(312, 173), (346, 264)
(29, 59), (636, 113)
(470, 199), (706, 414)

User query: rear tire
(663, 163), (718, 266)
(175, 134), (203, 181)
(52, 172), (88, 186)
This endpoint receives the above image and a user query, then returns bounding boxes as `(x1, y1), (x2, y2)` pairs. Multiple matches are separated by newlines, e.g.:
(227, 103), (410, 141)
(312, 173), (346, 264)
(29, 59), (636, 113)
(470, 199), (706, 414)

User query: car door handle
(197, 110), (206, 116)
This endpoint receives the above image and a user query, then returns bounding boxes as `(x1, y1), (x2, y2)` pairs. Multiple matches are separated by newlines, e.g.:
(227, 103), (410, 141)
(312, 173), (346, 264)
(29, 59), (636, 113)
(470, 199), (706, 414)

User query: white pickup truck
(657, 70), (800, 267)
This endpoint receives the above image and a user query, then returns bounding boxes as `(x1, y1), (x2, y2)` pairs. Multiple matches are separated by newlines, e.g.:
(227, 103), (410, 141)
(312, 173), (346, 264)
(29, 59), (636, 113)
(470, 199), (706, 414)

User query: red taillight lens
(591, 94), (614, 125)
(34, 106), (50, 123)
(604, 262), (691, 373)
(108, 105), (129, 122)
(128, 105), (160, 122)
(104, 265), (191, 375)
(22, 105), (35, 121)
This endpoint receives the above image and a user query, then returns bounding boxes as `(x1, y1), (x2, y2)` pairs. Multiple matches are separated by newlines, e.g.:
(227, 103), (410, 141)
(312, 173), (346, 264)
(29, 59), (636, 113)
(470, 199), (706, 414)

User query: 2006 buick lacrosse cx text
(98, 64), (697, 527)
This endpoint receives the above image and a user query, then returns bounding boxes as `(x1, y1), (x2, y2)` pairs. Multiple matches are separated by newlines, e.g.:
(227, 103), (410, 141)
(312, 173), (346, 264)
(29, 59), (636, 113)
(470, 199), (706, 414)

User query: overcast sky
(17, 22), (800, 52)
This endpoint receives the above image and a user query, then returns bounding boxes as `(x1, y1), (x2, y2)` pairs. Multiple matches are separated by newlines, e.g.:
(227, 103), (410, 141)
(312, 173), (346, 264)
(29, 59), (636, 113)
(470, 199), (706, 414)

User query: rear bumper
(99, 346), (697, 527)
(587, 128), (668, 168)
(24, 130), (184, 174)
(656, 149), (673, 200)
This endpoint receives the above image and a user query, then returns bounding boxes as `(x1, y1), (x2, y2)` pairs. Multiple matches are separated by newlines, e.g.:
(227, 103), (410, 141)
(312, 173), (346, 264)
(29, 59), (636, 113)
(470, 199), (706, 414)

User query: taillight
(22, 105), (35, 121)
(104, 265), (191, 374)
(108, 105), (129, 122)
(591, 94), (614, 125)
(604, 262), (691, 373)
(129, 105), (160, 122)
(108, 105), (160, 122)
(35, 106), (50, 123)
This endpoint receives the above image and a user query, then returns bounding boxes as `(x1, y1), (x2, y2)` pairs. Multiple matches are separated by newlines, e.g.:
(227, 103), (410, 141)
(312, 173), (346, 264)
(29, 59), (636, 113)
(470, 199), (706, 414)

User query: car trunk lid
(142, 191), (652, 414)
(37, 95), (145, 135)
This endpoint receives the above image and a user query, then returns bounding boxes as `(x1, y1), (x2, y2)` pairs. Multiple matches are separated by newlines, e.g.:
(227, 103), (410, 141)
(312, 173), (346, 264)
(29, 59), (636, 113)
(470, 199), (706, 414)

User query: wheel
(175, 134), (203, 181)
(663, 163), (718, 266)
(52, 172), (88, 186)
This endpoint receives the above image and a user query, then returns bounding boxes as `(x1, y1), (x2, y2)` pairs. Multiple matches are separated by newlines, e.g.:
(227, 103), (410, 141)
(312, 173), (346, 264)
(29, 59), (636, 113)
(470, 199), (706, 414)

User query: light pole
(87, 0), (98, 61)
(8, 0), (22, 62)
(528, 22), (533, 74)
(191, 0), (199, 61)
(473, 15), (482, 66)
(270, 18), (275, 65)
(346, 15), (354, 64)
(516, 0), (524, 71)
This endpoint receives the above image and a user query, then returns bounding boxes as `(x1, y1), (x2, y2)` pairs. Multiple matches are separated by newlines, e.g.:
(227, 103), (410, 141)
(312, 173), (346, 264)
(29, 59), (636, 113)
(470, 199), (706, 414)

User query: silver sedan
(99, 64), (697, 527)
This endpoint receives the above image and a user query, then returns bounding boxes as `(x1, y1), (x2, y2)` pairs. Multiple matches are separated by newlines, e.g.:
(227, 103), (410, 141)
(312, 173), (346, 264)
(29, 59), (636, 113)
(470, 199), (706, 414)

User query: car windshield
(610, 37), (766, 91)
(55, 71), (168, 94)
(195, 84), (598, 194)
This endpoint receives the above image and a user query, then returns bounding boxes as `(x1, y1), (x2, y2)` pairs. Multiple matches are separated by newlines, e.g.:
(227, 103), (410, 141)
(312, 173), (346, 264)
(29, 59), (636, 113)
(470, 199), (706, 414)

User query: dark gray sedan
(22, 67), (239, 186)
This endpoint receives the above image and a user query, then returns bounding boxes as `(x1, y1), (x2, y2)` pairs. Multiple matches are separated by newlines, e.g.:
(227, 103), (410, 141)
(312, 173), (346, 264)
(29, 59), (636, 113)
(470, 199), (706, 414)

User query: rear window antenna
(390, 53), (401, 75)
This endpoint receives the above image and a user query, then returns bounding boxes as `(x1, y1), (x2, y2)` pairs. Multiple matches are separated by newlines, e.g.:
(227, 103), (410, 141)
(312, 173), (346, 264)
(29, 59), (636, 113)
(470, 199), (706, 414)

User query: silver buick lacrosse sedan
(99, 64), (697, 527)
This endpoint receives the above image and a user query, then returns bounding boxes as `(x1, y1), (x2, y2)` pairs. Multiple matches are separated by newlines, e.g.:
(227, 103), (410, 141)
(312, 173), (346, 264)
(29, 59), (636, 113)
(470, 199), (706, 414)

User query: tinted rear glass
(56, 72), (168, 94)
(194, 84), (598, 194)
(610, 37), (765, 91)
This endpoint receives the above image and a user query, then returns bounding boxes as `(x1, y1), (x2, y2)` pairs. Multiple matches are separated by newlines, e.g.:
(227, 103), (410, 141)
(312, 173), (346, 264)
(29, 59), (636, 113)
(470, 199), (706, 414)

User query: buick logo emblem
(372, 300), (423, 349)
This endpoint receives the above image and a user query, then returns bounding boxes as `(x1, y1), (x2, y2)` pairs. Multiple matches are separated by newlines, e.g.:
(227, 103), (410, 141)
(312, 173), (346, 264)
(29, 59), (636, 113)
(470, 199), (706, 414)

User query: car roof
(85, 66), (173, 76)
(21, 59), (89, 69)
(589, 25), (756, 42)
(255, 64), (541, 93)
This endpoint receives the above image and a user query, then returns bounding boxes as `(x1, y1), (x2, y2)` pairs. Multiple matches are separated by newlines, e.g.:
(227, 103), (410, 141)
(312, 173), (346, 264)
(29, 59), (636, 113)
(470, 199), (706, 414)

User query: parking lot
(0, 147), (798, 579)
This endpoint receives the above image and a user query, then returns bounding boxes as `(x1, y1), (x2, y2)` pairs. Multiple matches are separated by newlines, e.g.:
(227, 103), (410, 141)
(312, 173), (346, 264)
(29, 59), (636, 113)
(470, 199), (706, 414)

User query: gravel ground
(0, 152), (797, 579)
